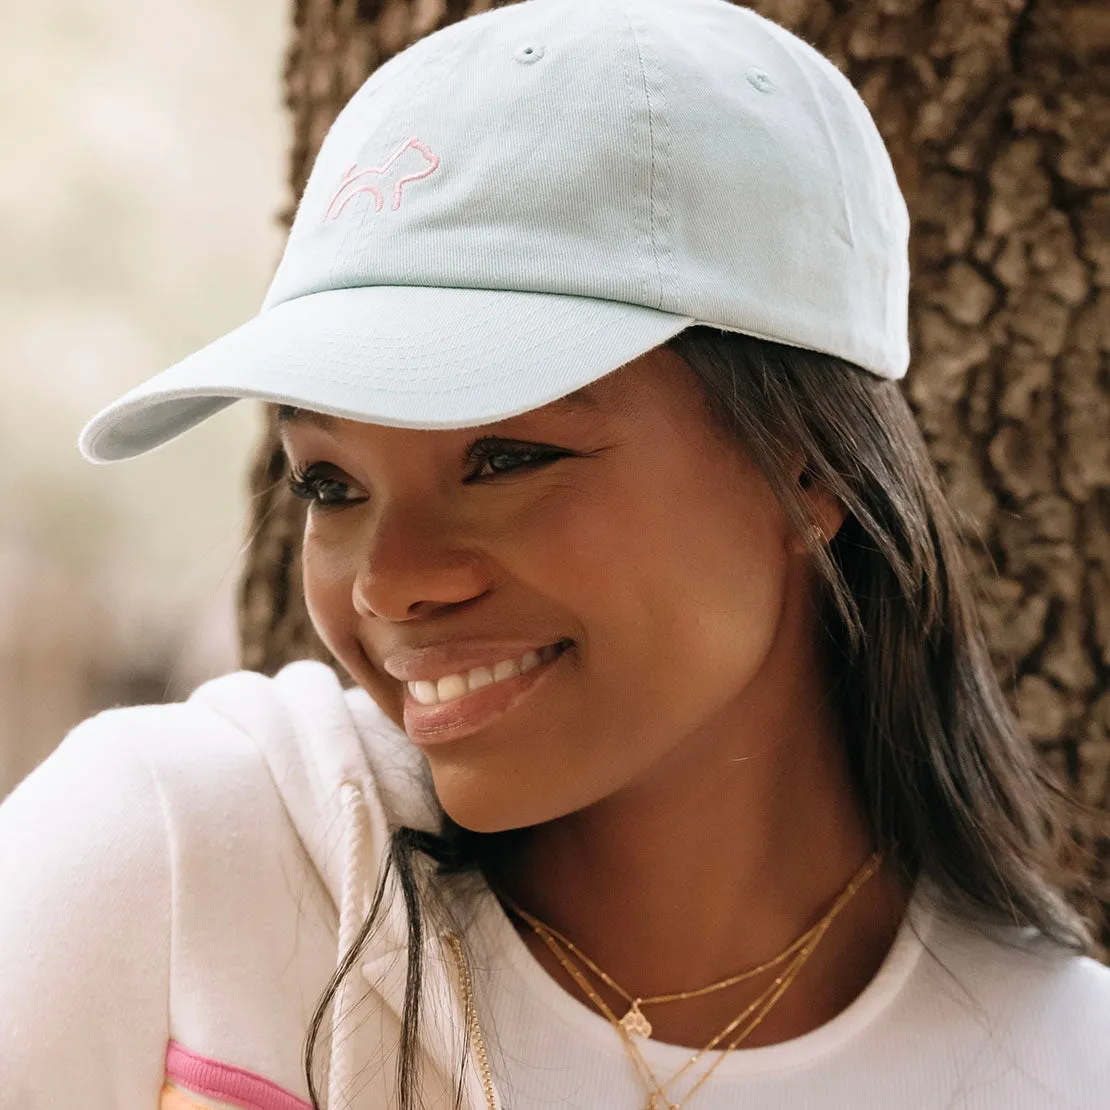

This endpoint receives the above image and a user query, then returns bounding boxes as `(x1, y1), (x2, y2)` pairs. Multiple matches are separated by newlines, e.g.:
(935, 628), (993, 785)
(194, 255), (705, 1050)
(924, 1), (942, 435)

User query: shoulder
(0, 699), (177, 1095)
(1, 667), (315, 850)
(0, 659), (363, 946)
(0, 661), (404, 1099)
(0, 668), (307, 951)
(914, 903), (1110, 1106)
(925, 907), (1110, 1017)
(68, 660), (423, 903)
(3, 659), (434, 868)
(0, 699), (180, 873)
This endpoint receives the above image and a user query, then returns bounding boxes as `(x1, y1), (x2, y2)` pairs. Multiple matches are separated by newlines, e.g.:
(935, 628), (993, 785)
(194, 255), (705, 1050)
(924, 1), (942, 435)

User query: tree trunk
(238, 0), (1110, 948)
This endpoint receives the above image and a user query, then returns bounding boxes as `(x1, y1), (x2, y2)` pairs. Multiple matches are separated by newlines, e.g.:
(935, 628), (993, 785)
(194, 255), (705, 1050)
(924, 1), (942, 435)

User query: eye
(463, 437), (570, 480)
(286, 462), (363, 507)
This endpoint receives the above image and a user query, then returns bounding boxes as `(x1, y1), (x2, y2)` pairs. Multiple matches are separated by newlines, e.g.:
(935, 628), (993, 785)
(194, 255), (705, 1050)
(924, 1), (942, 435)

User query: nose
(350, 500), (491, 622)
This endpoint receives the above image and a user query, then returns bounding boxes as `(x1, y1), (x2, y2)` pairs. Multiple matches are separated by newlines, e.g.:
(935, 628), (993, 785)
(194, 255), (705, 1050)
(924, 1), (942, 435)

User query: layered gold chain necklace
(499, 852), (882, 1110)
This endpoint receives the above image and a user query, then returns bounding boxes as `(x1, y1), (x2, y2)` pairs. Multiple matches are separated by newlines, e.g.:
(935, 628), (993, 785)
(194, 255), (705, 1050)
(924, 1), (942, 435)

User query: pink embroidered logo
(323, 136), (440, 221)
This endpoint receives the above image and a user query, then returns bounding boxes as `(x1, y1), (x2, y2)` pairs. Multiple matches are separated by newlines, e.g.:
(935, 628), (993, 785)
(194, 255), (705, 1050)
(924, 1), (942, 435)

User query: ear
(787, 453), (849, 556)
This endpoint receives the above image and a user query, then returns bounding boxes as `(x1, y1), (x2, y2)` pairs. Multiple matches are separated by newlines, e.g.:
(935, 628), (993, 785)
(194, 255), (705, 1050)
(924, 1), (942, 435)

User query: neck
(491, 642), (912, 1047)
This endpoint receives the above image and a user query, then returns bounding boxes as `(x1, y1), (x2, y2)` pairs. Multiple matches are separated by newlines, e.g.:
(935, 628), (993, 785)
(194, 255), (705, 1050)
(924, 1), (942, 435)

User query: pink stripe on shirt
(164, 1040), (312, 1110)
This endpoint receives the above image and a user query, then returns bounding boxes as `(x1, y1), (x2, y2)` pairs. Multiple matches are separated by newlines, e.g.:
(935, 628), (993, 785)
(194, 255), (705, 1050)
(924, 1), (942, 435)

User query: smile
(406, 641), (566, 706)
(403, 640), (572, 745)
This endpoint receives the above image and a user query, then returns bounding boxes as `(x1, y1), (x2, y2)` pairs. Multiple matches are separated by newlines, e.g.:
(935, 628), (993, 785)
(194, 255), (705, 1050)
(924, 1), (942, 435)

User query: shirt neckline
(474, 872), (938, 1078)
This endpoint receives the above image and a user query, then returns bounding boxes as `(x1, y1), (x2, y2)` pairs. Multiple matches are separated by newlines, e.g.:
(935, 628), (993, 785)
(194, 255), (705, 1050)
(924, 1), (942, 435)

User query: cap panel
(635, 0), (907, 377)
(775, 23), (910, 370)
(659, 26), (857, 354)
(263, 0), (657, 312)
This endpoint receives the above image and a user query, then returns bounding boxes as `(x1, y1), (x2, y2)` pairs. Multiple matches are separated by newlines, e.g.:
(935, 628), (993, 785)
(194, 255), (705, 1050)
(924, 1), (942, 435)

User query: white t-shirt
(463, 878), (1109, 1109)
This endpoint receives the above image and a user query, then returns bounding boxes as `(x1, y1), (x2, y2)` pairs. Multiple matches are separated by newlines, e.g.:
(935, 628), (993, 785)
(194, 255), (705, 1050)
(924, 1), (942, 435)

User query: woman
(2, 1), (1106, 1108)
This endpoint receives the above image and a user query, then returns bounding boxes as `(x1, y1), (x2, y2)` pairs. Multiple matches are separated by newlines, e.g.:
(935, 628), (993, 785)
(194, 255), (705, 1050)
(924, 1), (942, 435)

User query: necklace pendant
(619, 1000), (653, 1038)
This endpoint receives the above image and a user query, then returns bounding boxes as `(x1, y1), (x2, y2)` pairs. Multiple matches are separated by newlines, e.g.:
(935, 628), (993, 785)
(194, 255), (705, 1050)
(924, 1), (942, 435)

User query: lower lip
(403, 644), (570, 745)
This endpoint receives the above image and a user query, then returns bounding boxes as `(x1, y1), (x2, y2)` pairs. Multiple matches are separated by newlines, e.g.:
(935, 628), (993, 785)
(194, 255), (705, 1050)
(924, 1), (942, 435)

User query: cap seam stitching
(772, 29), (855, 250)
(618, 0), (664, 310)
(612, 0), (651, 308)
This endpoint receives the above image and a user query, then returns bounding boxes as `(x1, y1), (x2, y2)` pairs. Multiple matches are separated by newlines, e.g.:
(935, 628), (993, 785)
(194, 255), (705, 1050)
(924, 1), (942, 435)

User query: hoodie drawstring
(328, 777), (500, 1110)
(327, 779), (374, 1110)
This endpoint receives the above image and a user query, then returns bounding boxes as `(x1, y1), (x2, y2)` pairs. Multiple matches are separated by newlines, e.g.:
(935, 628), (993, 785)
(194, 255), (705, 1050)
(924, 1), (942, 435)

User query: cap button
(514, 43), (545, 64)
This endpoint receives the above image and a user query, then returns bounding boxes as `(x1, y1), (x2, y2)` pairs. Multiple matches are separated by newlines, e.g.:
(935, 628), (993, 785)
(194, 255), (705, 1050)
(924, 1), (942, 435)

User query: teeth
(467, 666), (495, 692)
(436, 673), (469, 702)
(492, 658), (521, 683)
(411, 680), (439, 706)
(406, 643), (565, 707)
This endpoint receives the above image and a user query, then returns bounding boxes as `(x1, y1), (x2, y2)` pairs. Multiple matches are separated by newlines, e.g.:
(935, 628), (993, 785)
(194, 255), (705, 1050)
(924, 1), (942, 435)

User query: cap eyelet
(513, 43), (544, 64)
(745, 65), (776, 94)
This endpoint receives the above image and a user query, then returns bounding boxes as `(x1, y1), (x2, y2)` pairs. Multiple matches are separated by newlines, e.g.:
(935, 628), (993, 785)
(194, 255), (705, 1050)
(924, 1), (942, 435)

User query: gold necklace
(505, 852), (882, 1110)
(534, 921), (819, 1109)
(444, 931), (498, 1110)
(500, 851), (880, 1038)
(505, 899), (826, 1039)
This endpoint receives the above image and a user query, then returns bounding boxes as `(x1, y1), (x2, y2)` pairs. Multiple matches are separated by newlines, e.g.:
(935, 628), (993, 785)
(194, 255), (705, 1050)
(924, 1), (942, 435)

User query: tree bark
(238, 0), (1110, 947)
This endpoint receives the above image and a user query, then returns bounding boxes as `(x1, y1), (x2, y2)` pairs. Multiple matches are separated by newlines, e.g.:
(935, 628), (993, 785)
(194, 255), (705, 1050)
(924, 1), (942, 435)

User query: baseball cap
(77, 0), (910, 464)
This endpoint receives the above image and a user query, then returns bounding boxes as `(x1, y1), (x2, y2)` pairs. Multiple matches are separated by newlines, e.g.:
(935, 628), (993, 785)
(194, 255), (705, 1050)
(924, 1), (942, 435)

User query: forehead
(275, 382), (603, 434)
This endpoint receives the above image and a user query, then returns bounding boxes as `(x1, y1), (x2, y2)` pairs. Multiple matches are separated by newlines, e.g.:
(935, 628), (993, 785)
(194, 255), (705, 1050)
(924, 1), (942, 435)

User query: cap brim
(78, 285), (695, 462)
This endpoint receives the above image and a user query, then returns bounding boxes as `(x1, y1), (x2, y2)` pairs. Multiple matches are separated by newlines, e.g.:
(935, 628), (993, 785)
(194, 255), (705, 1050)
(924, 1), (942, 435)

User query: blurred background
(0, 1), (288, 796)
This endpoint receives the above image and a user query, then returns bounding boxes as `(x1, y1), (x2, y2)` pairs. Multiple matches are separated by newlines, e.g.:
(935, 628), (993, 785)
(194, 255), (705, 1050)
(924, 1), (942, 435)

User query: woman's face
(279, 346), (815, 832)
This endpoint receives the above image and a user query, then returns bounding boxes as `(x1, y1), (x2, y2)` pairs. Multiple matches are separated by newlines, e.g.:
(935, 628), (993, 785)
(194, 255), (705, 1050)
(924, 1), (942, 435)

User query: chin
(434, 785), (544, 836)
(429, 765), (574, 835)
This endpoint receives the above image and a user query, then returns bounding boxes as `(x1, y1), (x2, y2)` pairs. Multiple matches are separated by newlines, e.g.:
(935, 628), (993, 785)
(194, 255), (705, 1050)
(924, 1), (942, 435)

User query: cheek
(432, 471), (793, 831)
(300, 529), (366, 670)
(565, 460), (792, 737)
(301, 533), (408, 724)
(657, 514), (790, 721)
(301, 534), (349, 640)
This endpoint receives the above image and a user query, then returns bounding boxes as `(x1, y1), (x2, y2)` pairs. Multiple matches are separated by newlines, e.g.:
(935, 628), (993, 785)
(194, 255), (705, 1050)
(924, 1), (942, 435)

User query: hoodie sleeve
(0, 710), (172, 1109)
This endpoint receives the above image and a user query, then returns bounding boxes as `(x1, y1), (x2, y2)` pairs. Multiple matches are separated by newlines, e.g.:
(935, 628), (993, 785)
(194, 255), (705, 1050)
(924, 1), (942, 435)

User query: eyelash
(286, 465), (351, 507)
(285, 437), (568, 507)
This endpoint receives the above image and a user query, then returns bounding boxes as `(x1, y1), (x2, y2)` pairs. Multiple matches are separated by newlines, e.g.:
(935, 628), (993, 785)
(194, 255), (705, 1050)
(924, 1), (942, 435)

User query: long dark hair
(303, 325), (1102, 1109)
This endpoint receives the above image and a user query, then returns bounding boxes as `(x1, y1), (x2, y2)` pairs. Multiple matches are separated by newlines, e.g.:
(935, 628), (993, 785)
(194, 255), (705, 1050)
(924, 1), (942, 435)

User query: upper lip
(378, 639), (569, 682)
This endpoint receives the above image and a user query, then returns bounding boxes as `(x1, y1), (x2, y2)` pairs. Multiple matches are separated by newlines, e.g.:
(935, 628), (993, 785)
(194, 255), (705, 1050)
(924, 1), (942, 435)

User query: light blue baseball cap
(78, 0), (910, 464)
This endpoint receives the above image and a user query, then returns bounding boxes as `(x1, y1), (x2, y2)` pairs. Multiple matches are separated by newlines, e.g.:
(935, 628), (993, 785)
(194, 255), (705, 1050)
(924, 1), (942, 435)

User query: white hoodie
(0, 660), (488, 1110)
(2, 659), (1108, 1110)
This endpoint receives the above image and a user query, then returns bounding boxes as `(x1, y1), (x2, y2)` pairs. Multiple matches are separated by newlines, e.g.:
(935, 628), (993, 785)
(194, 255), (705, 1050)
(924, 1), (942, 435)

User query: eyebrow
(275, 404), (338, 431)
(275, 384), (600, 431)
